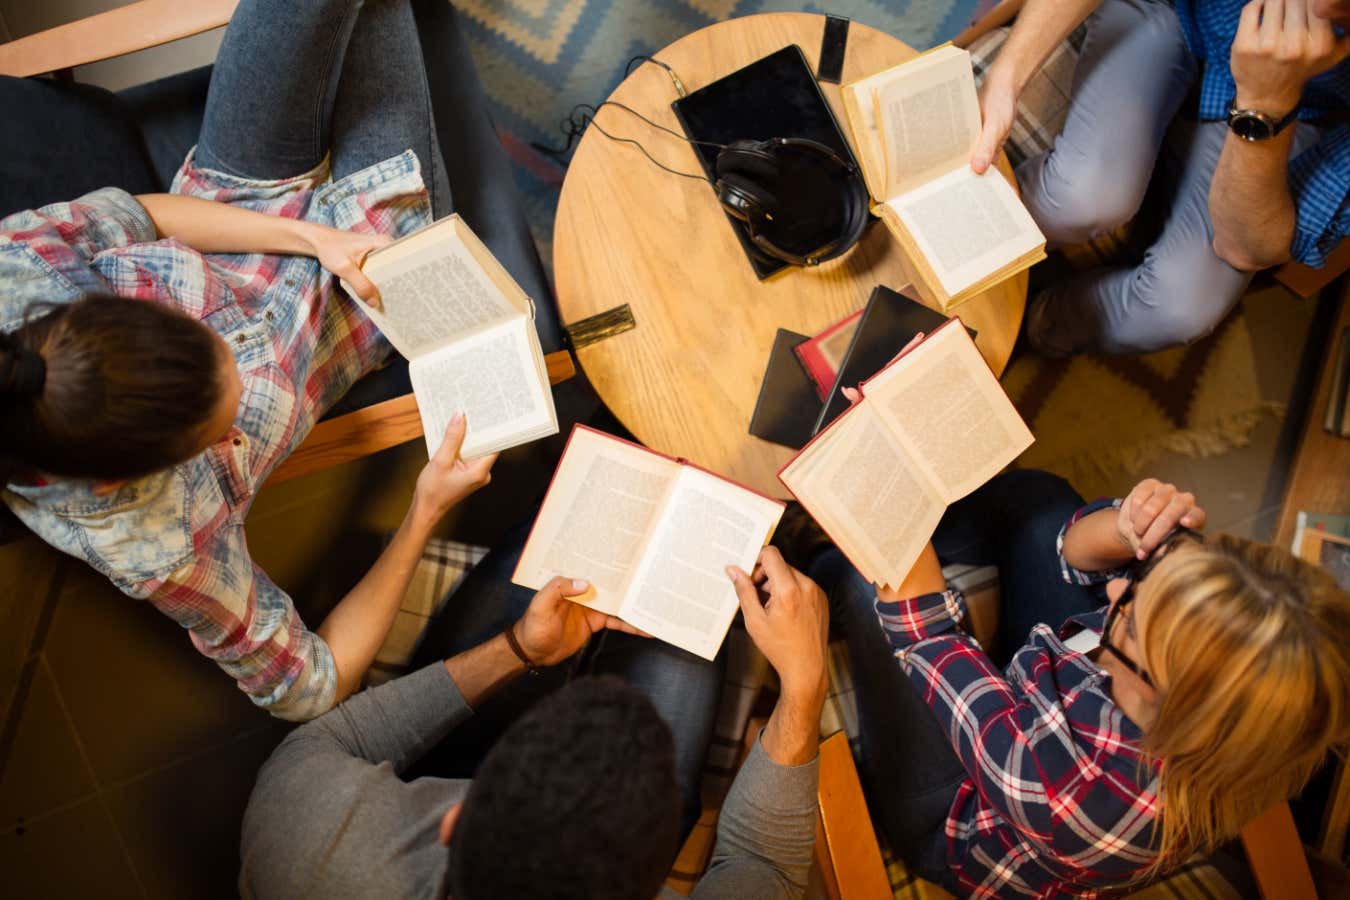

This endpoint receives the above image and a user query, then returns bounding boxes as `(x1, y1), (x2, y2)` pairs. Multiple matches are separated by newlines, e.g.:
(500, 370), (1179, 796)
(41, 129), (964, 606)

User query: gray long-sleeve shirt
(239, 662), (818, 900)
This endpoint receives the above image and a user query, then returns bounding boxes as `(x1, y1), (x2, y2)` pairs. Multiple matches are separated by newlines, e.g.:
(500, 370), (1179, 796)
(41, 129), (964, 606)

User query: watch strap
(1271, 104), (1299, 135)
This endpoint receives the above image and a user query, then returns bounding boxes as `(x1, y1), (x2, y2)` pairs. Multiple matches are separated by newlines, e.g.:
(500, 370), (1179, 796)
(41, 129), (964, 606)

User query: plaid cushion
(366, 537), (490, 687)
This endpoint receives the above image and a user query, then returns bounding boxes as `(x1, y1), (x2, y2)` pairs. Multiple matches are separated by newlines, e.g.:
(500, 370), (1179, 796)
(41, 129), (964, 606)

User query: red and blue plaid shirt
(875, 498), (1163, 897)
(1, 149), (431, 720)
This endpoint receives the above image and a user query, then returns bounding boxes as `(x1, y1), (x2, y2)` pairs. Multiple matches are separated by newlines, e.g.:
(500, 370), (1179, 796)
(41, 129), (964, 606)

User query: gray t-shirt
(239, 662), (818, 900)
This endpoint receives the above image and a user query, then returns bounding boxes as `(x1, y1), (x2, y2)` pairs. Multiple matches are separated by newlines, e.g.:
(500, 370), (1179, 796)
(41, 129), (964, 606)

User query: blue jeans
(193, 0), (562, 350)
(1019, 0), (1321, 354)
(407, 521), (725, 842)
(811, 469), (1100, 880)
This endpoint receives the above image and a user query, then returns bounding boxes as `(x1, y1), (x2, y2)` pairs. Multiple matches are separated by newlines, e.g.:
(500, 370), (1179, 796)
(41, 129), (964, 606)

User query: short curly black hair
(445, 676), (679, 900)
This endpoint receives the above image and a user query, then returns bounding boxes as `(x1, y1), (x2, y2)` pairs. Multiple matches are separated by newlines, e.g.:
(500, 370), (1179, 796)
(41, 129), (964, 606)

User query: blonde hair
(1135, 534), (1350, 869)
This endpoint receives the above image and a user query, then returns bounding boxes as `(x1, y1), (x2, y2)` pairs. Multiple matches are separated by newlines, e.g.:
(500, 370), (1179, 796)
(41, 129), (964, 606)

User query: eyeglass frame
(1099, 526), (1204, 689)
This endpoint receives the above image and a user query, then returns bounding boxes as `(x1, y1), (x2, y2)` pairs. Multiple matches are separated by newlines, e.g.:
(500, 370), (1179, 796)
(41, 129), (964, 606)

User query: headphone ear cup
(715, 141), (781, 182)
(716, 172), (776, 222)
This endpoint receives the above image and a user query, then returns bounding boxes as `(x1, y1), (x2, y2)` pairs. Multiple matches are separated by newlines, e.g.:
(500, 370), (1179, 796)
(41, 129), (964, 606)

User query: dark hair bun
(0, 335), (46, 396)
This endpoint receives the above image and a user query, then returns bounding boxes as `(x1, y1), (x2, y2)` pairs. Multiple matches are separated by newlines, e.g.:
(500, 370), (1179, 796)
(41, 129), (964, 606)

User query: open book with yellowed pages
(779, 318), (1033, 587)
(513, 425), (786, 660)
(348, 214), (558, 460)
(841, 44), (1046, 313)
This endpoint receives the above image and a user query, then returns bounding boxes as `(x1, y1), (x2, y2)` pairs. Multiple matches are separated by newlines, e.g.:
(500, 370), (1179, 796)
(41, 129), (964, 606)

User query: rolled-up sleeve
(142, 522), (337, 722)
(3, 187), (155, 266)
(1288, 126), (1349, 269)
(1055, 497), (1127, 586)
(1, 188), (159, 327)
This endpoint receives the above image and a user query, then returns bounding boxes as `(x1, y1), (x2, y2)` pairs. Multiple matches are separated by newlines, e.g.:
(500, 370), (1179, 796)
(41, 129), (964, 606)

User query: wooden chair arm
(952, 0), (1026, 49)
(0, 0), (238, 78)
(1274, 238), (1350, 299)
(1240, 802), (1319, 900)
(814, 731), (894, 900)
(265, 349), (576, 486)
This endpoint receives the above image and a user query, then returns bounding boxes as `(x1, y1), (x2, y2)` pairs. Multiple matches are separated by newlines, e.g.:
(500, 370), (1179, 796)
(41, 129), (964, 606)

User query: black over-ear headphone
(551, 99), (874, 268)
(714, 137), (872, 267)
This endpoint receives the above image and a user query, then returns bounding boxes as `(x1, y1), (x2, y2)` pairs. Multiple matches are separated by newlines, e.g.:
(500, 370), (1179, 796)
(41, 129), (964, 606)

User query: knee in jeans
(1036, 172), (1146, 244)
(996, 469), (1086, 534)
(1000, 469), (1080, 506)
(1133, 263), (1239, 347)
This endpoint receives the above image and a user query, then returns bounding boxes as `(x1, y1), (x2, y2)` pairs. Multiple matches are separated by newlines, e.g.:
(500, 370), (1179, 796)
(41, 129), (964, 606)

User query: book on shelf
(1294, 525), (1350, 591)
(512, 425), (786, 660)
(840, 43), (1046, 312)
(348, 214), (558, 460)
(1291, 510), (1350, 556)
(779, 318), (1033, 587)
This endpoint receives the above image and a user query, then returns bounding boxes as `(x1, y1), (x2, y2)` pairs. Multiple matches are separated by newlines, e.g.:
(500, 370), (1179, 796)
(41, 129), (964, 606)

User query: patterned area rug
(455, 0), (981, 256)
(1003, 291), (1285, 501)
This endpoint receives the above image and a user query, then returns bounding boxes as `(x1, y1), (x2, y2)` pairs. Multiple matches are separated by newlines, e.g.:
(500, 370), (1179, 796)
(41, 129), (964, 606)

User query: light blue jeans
(193, 0), (566, 353)
(1020, 0), (1321, 355)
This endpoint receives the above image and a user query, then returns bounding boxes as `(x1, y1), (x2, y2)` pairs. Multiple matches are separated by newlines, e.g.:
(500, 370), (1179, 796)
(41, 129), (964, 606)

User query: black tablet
(672, 44), (860, 280)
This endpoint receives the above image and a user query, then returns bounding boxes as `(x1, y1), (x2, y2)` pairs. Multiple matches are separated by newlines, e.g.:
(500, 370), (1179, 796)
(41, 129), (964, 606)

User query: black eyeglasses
(1099, 527), (1203, 689)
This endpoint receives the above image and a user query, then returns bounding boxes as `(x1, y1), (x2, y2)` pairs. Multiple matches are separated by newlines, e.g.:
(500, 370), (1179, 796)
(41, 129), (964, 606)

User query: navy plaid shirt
(875, 498), (1164, 897)
(1173, 0), (1349, 266)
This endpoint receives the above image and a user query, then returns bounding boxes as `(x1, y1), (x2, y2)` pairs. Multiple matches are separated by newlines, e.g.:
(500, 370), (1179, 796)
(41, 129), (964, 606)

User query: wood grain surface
(553, 13), (1027, 497)
(266, 350), (576, 486)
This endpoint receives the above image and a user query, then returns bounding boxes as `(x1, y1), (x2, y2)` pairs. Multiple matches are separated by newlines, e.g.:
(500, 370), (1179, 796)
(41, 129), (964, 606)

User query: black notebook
(811, 286), (957, 434)
(672, 44), (860, 280)
(748, 329), (819, 450)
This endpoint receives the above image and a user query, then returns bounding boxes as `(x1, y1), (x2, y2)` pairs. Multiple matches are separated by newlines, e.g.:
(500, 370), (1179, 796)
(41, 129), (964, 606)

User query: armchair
(0, 0), (576, 492)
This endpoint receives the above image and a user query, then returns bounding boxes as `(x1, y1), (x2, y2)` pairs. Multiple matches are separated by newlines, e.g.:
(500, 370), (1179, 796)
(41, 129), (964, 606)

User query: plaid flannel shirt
(1, 149), (432, 721)
(1172, 0), (1350, 267)
(875, 498), (1163, 898)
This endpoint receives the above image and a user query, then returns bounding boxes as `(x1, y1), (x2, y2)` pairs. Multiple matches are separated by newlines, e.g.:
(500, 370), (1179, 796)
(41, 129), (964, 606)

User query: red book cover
(794, 309), (863, 399)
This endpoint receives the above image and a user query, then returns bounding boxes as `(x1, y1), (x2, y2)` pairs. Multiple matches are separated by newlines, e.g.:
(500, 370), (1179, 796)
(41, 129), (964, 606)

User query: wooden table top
(553, 12), (1027, 497)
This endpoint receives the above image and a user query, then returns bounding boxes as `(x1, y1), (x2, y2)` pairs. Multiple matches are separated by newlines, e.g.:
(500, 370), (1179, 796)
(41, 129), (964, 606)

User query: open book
(841, 44), (1046, 312)
(352, 215), (558, 459)
(513, 425), (786, 660)
(779, 319), (1033, 587)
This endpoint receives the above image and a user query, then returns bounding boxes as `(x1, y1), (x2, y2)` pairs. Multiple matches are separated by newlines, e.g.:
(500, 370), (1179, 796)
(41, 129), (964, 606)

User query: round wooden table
(554, 13), (1027, 497)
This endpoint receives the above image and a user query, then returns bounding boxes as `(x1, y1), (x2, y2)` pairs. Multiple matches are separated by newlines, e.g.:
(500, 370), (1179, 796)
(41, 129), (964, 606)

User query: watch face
(1230, 112), (1274, 141)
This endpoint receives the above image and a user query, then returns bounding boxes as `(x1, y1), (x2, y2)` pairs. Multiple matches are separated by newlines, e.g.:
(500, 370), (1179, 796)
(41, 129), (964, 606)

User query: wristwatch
(1226, 99), (1299, 141)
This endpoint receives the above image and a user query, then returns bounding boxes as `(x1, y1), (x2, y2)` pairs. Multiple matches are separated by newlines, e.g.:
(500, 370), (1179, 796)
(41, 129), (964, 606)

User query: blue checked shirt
(1172, 0), (1350, 267)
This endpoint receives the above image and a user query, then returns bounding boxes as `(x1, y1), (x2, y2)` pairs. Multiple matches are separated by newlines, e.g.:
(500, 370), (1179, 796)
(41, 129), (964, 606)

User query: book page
(866, 323), (1033, 503)
(887, 166), (1044, 297)
(408, 315), (557, 460)
(513, 428), (680, 616)
(872, 45), (980, 199)
(620, 467), (784, 660)
(357, 218), (521, 359)
(809, 404), (946, 586)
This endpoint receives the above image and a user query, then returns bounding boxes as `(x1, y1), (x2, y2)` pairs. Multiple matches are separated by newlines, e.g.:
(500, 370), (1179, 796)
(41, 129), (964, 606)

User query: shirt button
(264, 310), (275, 321)
(284, 278), (296, 287)
(235, 334), (247, 345)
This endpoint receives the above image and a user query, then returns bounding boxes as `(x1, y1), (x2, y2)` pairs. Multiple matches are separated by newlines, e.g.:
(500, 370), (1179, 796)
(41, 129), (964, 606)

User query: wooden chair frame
(0, 0), (577, 487)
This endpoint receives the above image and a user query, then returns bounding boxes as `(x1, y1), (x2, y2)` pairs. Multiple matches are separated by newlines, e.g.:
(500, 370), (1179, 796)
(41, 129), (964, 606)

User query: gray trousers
(1020, 0), (1321, 355)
